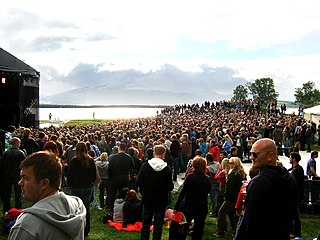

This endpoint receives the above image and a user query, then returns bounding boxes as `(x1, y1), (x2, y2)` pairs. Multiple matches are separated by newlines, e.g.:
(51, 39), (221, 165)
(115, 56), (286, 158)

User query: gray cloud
(28, 36), (75, 52)
(0, 8), (40, 33)
(40, 63), (247, 97)
(86, 32), (117, 41)
(45, 20), (79, 29)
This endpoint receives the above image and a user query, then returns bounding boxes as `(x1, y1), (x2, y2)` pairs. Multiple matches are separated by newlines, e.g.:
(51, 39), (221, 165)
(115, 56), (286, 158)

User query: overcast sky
(1, 0), (320, 101)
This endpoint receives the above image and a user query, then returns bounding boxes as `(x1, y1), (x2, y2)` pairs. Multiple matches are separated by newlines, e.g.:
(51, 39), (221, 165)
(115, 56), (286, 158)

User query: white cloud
(1, 0), (320, 102)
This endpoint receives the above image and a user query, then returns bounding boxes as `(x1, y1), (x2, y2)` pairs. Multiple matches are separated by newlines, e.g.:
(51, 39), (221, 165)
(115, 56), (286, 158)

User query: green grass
(65, 119), (109, 126)
(1, 191), (320, 240)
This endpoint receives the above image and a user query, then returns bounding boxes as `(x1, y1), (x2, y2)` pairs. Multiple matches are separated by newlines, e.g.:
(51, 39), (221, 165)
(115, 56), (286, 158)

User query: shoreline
(39, 104), (170, 108)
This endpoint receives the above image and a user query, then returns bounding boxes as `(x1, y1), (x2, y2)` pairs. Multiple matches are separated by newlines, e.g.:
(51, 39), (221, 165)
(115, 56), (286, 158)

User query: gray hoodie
(9, 191), (86, 240)
(96, 160), (109, 179)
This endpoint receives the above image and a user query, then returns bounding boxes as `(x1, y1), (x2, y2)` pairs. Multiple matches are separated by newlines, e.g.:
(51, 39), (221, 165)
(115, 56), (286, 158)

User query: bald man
(234, 138), (297, 240)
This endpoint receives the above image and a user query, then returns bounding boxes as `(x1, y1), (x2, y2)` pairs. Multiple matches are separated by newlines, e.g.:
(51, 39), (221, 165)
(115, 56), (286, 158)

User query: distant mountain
(41, 85), (232, 105)
(39, 64), (247, 105)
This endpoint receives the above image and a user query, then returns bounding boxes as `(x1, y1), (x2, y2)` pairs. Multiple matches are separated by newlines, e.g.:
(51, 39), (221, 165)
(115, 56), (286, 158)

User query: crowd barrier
(300, 176), (320, 214)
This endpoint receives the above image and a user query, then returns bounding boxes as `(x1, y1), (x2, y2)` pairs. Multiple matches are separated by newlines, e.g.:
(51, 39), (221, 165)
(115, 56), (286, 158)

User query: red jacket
(214, 169), (227, 187)
(209, 146), (220, 162)
(235, 180), (249, 215)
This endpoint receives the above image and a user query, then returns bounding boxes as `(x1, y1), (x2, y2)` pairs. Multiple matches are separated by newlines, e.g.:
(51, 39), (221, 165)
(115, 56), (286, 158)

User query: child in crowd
(113, 187), (129, 223)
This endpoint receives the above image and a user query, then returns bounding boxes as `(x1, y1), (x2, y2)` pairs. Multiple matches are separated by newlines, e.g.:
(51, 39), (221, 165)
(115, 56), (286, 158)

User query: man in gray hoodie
(136, 144), (174, 240)
(9, 151), (86, 240)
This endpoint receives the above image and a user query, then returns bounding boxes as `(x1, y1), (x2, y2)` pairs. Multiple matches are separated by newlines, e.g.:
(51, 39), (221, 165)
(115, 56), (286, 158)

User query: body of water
(40, 107), (300, 121)
(39, 107), (163, 121)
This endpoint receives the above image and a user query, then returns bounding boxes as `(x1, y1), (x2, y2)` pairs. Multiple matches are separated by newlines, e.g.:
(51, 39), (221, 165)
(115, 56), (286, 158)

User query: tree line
(232, 78), (320, 109)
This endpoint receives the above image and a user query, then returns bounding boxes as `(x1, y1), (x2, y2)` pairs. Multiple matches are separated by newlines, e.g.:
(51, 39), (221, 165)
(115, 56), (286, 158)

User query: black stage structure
(0, 48), (40, 129)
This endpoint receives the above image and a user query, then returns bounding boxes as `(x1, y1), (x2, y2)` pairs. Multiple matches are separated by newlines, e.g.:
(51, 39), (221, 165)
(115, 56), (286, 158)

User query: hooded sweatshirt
(113, 198), (125, 223)
(96, 160), (109, 180)
(136, 158), (174, 208)
(9, 191), (86, 240)
(235, 166), (297, 240)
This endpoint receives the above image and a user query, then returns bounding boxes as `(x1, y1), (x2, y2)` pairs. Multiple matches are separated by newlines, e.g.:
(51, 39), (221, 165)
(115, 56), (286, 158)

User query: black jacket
(174, 172), (211, 215)
(68, 157), (96, 188)
(136, 159), (174, 208)
(235, 166), (296, 240)
(108, 152), (135, 180)
(1, 147), (26, 180)
(170, 140), (180, 158)
(290, 164), (305, 202)
(225, 169), (245, 203)
(122, 200), (143, 227)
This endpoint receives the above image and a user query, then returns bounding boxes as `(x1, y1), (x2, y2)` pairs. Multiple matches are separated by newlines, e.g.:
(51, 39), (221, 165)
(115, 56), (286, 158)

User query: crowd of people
(0, 99), (320, 239)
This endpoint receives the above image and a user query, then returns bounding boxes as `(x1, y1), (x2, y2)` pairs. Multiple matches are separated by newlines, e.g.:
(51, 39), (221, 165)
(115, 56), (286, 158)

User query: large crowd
(1, 99), (320, 239)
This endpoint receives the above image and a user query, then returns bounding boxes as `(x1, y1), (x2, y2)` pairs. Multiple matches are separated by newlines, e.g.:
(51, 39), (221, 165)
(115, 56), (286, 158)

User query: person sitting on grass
(122, 189), (143, 228)
(113, 187), (129, 223)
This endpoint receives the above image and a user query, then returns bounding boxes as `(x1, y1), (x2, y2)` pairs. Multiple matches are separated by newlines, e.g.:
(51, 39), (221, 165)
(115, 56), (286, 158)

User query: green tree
(247, 78), (279, 102)
(294, 81), (320, 108)
(232, 84), (248, 101)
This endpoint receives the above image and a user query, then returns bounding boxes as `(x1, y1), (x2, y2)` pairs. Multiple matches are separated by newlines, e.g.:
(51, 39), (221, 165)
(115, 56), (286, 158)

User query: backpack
(207, 163), (220, 187)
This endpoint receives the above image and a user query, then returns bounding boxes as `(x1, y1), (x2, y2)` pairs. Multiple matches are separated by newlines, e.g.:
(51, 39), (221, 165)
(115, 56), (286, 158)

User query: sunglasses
(249, 152), (260, 158)
(249, 151), (270, 158)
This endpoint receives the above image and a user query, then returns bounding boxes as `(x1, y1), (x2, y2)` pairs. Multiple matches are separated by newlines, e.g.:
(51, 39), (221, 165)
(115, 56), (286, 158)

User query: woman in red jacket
(214, 158), (230, 212)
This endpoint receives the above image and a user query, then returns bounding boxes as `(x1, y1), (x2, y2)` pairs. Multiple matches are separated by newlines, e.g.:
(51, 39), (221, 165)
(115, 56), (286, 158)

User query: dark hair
(311, 151), (318, 158)
(249, 167), (260, 179)
(206, 153), (214, 163)
(289, 152), (301, 162)
(124, 189), (141, 202)
(231, 146), (238, 152)
(7, 125), (16, 132)
(220, 151), (227, 157)
(192, 156), (207, 174)
(20, 151), (62, 190)
(49, 134), (58, 141)
(117, 187), (129, 199)
(44, 140), (59, 156)
(127, 147), (136, 157)
(38, 131), (45, 139)
(75, 142), (90, 167)
(195, 149), (202, 156)
(146, 148), (153, 157)
(88, 150), (95, 158)
(119, 143), (126, 151)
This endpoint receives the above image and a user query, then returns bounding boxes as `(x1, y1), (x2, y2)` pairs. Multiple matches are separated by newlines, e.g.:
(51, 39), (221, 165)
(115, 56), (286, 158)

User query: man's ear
(40, 178), (50, 190)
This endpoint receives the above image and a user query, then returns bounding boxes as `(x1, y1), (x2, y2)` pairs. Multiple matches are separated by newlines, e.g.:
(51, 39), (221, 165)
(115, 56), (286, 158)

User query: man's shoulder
(308, 157), (316, 163)
(10, 210), (39, 237)
(296, 164), (304, 172)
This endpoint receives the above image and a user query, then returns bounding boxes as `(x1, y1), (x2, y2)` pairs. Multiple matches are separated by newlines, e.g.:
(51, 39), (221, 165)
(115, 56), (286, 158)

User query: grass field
(1, 190), (320, 240)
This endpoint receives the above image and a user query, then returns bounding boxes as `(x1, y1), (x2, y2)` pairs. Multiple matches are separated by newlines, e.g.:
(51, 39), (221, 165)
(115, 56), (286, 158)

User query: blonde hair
(100, 152), (108, 162)
(224, 134), (234, 145)
(221, 158), (231, 175)
(229, 157), (247, 178)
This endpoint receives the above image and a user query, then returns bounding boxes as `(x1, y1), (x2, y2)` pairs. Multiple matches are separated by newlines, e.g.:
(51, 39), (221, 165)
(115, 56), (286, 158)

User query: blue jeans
(99, 179), (110, 208)
(210, 184), (219, 216)
(178, 156), (186, 173)
(172, 157), (180, 181)
(71, 187), (92, 236)
(140, 205), (165, 240)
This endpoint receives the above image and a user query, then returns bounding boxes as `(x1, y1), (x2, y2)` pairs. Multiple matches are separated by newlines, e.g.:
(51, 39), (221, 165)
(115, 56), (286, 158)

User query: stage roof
(0, 48), (40, 78)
